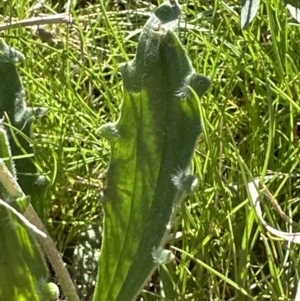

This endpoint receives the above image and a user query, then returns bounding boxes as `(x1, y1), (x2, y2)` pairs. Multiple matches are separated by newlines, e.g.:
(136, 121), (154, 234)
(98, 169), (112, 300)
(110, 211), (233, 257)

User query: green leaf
(94, 1), (210, 300)
(0, 51), (48, 218)
(0, 43), (56, 301)
(0, 205), (52, 301)
(159, 265), (176, 301)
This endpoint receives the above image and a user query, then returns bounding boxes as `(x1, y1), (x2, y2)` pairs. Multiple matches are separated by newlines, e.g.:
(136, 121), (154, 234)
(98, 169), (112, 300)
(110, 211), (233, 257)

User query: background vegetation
(1, 0), (300, 300)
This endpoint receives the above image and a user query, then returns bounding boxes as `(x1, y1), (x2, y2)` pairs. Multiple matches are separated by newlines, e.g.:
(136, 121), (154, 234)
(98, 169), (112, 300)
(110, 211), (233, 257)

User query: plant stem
(25, 205), (80, 301)
(0, 13), (73, 31)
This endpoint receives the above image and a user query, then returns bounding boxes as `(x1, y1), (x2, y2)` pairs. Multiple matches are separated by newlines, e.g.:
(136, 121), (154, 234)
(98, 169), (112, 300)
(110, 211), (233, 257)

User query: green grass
(2, 0), (300, 300)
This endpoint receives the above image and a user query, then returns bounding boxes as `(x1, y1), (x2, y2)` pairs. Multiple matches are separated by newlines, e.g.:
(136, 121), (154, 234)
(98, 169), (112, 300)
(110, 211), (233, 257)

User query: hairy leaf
(95, 1), (210, 300)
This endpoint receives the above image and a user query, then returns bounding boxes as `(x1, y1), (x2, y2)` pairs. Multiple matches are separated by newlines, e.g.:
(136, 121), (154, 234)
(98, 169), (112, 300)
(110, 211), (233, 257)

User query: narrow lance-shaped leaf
(0, 40), (48, 218)
(0, 44), (58, 301)
(0, 202), (58, 301)
(94, 1), (210, 300)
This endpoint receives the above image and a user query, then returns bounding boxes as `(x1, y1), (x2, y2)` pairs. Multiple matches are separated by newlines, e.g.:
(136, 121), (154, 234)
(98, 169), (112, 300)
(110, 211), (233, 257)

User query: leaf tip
(171, 169), (199, 194)
(98, 122), (120, 142)
(176, 72), (211, 99)
(152, 246), (175, 265)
